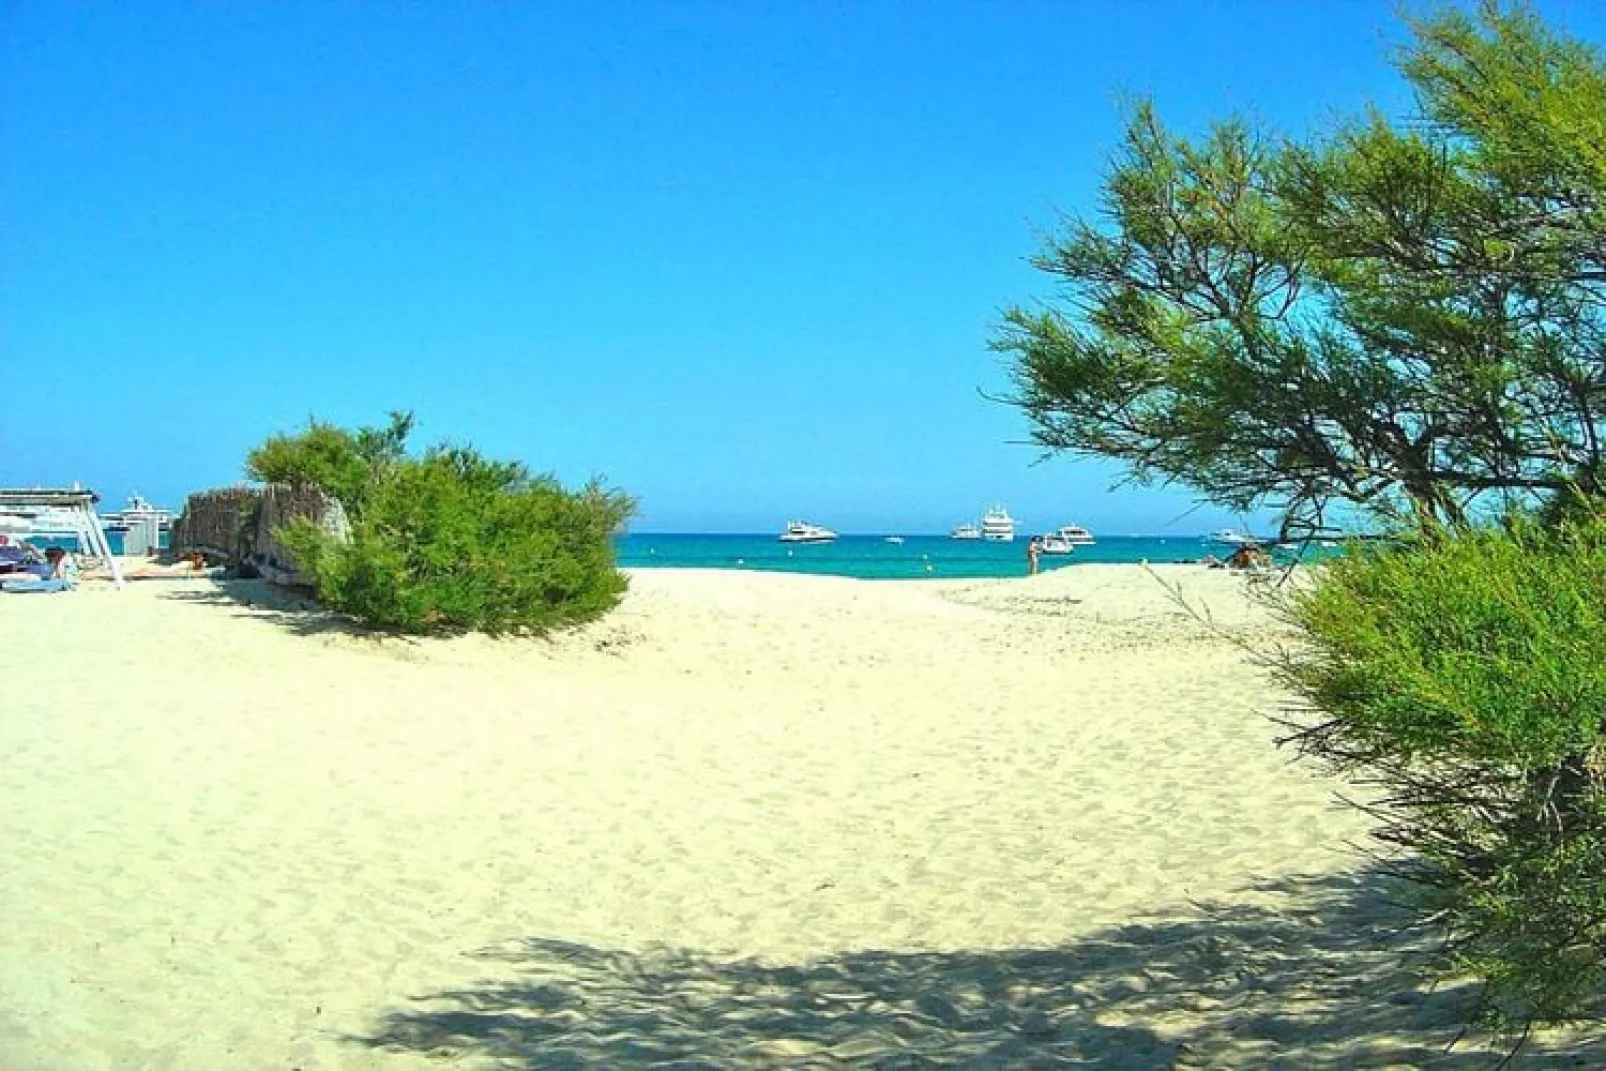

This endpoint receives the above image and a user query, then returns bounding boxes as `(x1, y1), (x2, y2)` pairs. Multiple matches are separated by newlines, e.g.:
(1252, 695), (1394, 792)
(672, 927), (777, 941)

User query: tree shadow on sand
(159, 580), (373, 639)
(355, 870), (1601, 1068)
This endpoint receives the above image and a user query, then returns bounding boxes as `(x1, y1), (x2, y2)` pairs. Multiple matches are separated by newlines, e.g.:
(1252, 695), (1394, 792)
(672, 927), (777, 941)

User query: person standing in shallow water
(1026, 536), (1042, 576)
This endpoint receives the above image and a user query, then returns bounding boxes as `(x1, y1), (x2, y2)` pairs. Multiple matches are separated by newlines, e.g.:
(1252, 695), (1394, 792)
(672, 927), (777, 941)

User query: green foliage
(245, 411), (415, 518)
(254, 415), (634, 636)
(1537, 467), (1606, 528)
(995, 3), (1606, 536)
(279, 444), (633, 636)
(1281, 518), (1606, 1027)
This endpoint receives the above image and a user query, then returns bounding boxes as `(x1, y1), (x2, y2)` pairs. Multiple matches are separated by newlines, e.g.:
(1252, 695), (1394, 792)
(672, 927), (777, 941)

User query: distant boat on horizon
(1206, 528), (1263, 546)
(950, 522), (982, 540)
(779, 520), (837, 544)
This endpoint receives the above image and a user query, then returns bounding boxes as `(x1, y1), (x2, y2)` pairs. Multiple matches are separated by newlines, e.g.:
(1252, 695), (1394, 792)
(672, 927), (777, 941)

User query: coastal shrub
(245, 411), (414, 520)
(1279, 517), (1606, 1028)
(278, 444), (633, 635)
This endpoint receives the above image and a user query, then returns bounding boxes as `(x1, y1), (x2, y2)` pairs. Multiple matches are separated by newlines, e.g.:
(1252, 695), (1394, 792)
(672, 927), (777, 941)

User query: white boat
(950, 522), (983, 540)
(981, 505), (1015, 542)
(101, 493), (174, 532)
(1038, 523), (1094, 555)
(779, 521), (837, 543)
(884, 535), (905, 544)
(1206, 528), (1261, 546)
(1051, 524), (1095, 546)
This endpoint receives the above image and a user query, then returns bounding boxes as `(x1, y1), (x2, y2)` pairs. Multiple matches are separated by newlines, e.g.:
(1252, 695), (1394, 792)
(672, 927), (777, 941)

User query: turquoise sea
(29, 530), (167, 556)
(614, 533), (1321, 580)
(34, 529), (1321, 581)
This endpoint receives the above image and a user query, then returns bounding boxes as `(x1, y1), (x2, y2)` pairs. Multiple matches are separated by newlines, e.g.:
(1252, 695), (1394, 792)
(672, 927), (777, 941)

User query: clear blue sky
(5, 2), (1602, 534)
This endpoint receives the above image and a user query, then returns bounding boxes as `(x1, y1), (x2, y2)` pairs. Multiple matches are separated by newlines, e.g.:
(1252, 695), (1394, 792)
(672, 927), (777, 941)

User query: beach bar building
(0, 487), (125, 587)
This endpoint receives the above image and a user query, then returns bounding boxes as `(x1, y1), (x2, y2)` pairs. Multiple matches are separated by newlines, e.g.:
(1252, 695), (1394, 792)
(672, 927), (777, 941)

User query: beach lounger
(0, 578), (72, 594)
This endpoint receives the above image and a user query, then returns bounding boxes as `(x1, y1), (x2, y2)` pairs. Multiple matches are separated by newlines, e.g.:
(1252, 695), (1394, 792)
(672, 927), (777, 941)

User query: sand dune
(0, 567), (1589, 1066)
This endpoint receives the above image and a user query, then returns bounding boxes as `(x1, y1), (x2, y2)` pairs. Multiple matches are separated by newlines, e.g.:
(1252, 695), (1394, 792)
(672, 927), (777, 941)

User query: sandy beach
(0, 565), (1586, 1067)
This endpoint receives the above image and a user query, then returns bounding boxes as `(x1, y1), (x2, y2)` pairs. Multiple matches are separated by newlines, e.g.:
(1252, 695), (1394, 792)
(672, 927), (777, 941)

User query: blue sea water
(614, 533), (1316, 580)
(29, 530), (166, 556)
(24, 528), (1309, 581)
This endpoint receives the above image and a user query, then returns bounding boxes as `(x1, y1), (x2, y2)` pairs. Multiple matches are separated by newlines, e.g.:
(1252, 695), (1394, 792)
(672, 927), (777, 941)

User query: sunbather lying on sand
(82, 552), (213, 581)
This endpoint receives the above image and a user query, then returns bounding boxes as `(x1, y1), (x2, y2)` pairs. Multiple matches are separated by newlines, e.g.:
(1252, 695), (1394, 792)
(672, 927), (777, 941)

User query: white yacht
(1206, 528), (1261, 546)
(950, 522), (983, 540)
(1051, 524), (1095, 545)
(101, 493), (174, 533)
(779, 521), (837, 544)
(981, 505), (1015, 542)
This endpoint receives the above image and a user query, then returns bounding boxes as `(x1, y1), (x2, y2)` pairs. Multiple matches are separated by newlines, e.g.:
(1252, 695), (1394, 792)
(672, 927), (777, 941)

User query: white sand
(0, 566), (1580, 1066)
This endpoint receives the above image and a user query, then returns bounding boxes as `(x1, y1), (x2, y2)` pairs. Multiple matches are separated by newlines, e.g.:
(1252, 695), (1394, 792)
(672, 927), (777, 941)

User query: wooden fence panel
(171, 485), (350, 586)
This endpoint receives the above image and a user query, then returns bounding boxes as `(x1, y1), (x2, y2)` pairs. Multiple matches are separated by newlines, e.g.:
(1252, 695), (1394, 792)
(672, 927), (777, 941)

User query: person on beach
(82, 551), (210, 581)
(1026, 536), (1042, 576)
(1226, 544), (1267, 571)
(43, 547), (75, 581)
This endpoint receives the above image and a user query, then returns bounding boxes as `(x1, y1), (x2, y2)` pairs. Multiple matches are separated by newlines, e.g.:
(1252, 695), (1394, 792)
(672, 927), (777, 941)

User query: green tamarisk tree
(995, 3), (1606, 538)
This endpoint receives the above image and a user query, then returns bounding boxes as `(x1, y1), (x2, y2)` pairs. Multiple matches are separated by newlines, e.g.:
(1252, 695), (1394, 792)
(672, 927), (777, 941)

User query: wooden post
(80, 504), (124, 588)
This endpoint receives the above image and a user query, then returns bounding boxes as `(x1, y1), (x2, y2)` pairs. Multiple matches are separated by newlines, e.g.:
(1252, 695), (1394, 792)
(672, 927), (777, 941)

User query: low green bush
(280, 445), (632, 636)
(246, 407), (635, 637)
(1281, 517), (1606, 1028)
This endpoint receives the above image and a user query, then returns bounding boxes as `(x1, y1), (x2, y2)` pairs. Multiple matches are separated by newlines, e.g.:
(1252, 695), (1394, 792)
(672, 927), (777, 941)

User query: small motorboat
(1038, 534), (1075, 555)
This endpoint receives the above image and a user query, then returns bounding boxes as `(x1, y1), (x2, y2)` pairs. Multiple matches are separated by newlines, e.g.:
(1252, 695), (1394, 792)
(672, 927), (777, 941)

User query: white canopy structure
(0, 488), (125, 588)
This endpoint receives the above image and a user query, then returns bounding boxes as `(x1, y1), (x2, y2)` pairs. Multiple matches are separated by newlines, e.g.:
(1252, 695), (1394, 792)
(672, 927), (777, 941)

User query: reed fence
(170, 484), (350, 585)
